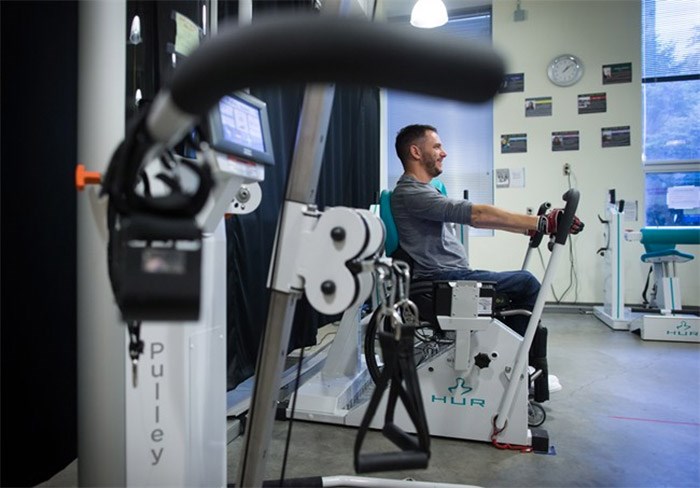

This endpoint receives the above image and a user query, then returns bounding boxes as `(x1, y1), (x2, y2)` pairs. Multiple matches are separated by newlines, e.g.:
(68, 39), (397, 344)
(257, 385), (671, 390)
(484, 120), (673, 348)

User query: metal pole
(495, 244), (565, 431)
(236, 83), (336, 487)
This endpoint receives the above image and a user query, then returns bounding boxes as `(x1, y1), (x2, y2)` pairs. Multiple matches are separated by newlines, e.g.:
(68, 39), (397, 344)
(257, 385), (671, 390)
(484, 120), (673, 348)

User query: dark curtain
(0, 2), (79, 486)
(226, 83), (380, 389)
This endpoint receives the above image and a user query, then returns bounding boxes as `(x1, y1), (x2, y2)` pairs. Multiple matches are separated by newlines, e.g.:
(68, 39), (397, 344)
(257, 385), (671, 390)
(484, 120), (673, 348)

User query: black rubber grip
(528, 201), (551, 248)
(555, 189), (580, 245)
(383, 422), (420, 452)
(356, 451), (429, 474)
(229, 478), (324, 487)
(169, 14), (505, 116)
(262, 477), (324, 487)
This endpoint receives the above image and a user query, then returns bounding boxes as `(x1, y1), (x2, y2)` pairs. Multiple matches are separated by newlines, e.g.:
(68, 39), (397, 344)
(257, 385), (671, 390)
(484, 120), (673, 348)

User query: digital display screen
(219, 95), (265, 153)
(205, 90), (274, 166)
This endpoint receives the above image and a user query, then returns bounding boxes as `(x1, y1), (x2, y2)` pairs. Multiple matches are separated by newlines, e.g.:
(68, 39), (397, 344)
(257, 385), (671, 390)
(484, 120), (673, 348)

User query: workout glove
(528, 208), (584, 237)
(538, 208), (585, 235)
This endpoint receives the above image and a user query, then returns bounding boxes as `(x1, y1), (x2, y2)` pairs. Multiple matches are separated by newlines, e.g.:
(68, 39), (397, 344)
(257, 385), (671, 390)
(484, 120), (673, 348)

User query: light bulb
(129, 16), (142, 45)
(410, 0), (448, 29)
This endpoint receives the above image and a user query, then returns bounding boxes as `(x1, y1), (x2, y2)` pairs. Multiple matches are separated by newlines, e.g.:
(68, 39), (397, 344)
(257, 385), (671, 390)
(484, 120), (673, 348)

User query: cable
(279, 345), (305, 486)
(542, 169), (581, 304)
(642, 265), (653, 305)
(490, 417), (533, 453)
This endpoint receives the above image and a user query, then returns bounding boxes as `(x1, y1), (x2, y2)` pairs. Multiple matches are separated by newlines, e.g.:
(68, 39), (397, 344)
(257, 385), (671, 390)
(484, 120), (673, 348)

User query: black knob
(474, 352), (491, 369)
(321, 280), (336, 295)
(330, 226), (346, 242)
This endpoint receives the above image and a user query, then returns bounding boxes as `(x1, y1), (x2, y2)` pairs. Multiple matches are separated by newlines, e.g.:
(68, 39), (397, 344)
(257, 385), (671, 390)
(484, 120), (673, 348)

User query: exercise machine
(289, 192), (577, 451)
(78, 7), (506, 487)
(625, 226), (700, 342)
(593, 189), (637, 330)
(79, 87), (272, 485)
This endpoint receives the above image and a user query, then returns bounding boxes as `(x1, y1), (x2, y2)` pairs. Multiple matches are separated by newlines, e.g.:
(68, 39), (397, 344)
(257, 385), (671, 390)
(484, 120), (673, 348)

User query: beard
(423, 157), (443, 177)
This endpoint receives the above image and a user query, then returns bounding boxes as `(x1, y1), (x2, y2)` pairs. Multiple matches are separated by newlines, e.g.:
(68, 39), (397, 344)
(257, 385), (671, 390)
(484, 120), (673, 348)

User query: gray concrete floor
(40, 312), (700, 487)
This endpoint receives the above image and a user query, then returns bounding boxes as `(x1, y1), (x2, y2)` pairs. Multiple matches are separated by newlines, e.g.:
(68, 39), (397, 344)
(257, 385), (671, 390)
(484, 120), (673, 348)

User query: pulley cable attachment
(99, 105), (215, 322)
(353, 262), (431, 474)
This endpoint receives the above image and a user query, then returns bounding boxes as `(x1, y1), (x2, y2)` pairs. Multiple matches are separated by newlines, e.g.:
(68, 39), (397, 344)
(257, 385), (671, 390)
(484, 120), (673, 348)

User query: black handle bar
(162, 14), (505, 122)
(528, 201), (552, 248)
(555, 189), (580, 246)
(356, 449), (429, 474)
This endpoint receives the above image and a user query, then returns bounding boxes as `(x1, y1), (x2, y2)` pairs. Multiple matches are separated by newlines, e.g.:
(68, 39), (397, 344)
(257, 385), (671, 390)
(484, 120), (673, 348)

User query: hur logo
(448, 378), (472, 396)
(666, 321), (699, 337)
(431, 378), (485, 407)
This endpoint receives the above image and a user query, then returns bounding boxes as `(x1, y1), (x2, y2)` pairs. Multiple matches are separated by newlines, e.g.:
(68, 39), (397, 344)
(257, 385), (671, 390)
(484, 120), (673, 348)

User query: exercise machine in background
(594, 189), (636, 330)
(625, 226), (700, 342)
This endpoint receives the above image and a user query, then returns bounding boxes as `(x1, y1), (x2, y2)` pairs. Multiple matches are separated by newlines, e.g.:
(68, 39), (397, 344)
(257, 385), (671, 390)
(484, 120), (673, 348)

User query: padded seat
(641, 249), (694, 264)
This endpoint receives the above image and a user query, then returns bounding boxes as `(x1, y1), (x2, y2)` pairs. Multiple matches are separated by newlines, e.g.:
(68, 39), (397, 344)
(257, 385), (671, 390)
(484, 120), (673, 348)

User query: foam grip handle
(168, 15), (505, 117)
(355, 451), (429, 474)
(261, 477), (323, 487)
(555, 189), (580, 245)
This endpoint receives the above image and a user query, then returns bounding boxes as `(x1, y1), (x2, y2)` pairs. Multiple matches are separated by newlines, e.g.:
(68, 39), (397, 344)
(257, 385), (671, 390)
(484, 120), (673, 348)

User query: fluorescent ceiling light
(410, 0), (448, 29)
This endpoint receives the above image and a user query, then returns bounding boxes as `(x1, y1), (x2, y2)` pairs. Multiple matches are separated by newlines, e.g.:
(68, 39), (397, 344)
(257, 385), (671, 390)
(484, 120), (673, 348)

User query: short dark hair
(395, 124), (437, 166)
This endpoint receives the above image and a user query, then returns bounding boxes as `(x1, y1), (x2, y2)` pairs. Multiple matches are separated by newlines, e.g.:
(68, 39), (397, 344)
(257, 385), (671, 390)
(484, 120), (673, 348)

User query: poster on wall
(552, 130), (579, 151)
(496, 168), (525, 188)
(500, 133), (527, 153)
(499, 73), (525, 93)
(171, 11), (201, 57)
(602, 126), (631, 147)
(525, 96), (552, 117)
(603, 62), (632, 84)
(496, 168), (510, 188)
(578, 92), (607, 114)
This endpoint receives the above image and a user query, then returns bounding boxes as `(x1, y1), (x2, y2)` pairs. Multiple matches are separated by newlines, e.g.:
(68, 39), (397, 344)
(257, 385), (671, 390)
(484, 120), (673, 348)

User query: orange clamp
(75, 164), (102, 191)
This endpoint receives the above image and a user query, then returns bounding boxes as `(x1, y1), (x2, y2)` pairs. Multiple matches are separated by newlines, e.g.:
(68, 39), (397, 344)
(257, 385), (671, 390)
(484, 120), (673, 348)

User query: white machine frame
(288, 196), (579, 450)
(593, 192), (637, 330)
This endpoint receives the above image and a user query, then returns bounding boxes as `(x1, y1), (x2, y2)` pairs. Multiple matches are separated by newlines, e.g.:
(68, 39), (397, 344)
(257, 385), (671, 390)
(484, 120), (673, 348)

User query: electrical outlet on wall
(563, 163), (571, 176)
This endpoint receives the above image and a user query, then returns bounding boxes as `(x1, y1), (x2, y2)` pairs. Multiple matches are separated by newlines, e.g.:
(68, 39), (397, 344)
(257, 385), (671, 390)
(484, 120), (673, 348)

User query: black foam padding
(262, 477), (324, 487)
(168, 15), (505, 116)
(555, 189), (580, 245)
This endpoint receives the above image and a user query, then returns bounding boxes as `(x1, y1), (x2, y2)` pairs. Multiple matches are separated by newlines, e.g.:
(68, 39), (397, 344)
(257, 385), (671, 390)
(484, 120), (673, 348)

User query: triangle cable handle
(354, 327), (430, 474)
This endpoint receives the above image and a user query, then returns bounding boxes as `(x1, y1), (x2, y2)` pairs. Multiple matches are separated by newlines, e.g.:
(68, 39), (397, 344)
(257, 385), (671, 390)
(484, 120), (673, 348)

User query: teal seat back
(379, 190), (399, 256)
(379, 179), (447, 256)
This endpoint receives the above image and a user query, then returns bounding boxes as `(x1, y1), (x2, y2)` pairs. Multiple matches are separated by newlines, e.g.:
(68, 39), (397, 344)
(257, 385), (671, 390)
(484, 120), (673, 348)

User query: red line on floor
(609, 416), (700, 427)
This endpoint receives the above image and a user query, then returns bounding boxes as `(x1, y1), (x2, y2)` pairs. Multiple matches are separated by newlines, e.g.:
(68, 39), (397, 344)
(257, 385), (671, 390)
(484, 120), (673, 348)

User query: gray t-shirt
(391, 174), (473, 279)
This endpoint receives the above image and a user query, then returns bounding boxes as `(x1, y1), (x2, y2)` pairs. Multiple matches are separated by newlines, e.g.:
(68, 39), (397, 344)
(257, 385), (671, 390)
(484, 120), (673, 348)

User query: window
(385, 9), (493, 236)
(642, 0), (699, 227)
(642, 0), (700, 163)
(645, 167), (700, 226)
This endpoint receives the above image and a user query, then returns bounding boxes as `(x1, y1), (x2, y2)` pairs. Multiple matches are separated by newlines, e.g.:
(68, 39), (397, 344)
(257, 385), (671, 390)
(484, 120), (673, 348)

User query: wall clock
(547, 54), (584, 87)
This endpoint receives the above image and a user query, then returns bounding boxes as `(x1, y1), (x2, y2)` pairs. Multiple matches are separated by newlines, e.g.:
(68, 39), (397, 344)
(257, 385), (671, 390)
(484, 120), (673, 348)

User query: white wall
(475, 0), (699, 306)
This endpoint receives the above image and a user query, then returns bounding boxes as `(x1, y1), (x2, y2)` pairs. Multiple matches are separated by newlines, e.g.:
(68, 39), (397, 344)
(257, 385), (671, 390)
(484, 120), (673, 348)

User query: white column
(77, 1), (127, 485)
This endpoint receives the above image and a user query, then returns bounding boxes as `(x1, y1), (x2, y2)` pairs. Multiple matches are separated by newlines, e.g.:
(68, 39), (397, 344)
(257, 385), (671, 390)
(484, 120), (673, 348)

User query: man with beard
(390, 124), (584, 337)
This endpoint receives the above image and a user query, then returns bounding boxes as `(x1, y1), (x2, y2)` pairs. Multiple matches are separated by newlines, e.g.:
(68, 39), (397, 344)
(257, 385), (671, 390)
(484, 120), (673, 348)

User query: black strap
(354, 326), (430, 474)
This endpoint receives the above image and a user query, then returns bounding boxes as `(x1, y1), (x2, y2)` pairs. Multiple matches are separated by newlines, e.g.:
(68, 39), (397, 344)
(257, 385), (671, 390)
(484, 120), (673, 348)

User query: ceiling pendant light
(410, 0), (448, 29)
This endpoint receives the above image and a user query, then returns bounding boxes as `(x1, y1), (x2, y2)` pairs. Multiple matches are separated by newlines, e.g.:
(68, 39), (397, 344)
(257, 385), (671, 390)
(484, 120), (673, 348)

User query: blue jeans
(429, 269), (541, 336)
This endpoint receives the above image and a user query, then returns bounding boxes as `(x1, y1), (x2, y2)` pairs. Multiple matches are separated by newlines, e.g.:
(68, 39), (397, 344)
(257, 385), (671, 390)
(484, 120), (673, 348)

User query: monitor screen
(645, 170), (700, 226)
(205, 91), (274, 166)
